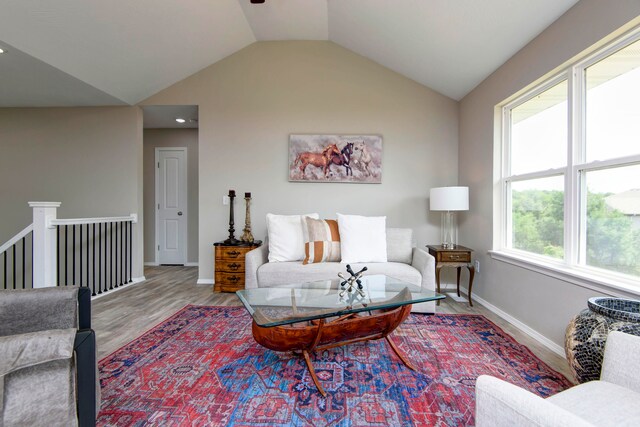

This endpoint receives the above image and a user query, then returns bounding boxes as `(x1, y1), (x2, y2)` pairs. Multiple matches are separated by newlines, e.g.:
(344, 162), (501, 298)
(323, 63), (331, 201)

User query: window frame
(494, 26), (640, 294)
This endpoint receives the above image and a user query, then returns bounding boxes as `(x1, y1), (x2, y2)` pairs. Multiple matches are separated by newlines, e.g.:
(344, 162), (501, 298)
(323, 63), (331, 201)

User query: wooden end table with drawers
(213, 241), (261, 293)
(426, 245), (475, 306)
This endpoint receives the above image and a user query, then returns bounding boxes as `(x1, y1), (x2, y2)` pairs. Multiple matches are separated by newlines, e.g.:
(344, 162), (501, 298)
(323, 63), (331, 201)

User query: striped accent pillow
(302, 218), (341, 264)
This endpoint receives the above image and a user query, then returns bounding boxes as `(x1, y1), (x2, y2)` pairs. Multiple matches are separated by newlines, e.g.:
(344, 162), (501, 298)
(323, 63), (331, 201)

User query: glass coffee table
(237, 274), (445, 396)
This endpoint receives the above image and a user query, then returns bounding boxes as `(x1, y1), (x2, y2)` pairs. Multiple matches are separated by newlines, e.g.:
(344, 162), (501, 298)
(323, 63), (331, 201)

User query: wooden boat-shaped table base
(251, 300), (415, 397)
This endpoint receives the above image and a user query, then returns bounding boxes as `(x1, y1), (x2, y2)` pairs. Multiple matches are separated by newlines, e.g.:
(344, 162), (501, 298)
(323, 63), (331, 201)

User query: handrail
(0, 223), (33, 255)
(49, 213), (137, 228)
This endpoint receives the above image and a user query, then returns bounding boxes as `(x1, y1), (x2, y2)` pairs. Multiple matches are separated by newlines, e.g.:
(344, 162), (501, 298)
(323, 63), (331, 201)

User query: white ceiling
(0, 0), (580, 107)
(143, 105), (199, 129)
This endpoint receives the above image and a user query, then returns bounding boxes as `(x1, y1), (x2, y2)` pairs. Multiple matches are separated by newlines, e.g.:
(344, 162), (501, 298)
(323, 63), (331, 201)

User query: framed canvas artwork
(289, 134), (382, 183)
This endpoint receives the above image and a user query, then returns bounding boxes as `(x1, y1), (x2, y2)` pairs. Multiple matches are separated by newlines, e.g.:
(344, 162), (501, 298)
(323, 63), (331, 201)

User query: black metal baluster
(64, 224), (68, 286)
(73, 225), (76, 286)
(57, 225), (60, 286)
(31, 232), (34, 289)
(124, 221), (128, 283)
(12, 245), (16, 289)
(103, 222), (107, 293)
(86, 224), (90, 289)
(114, 222), (119, 288)
(120, 222), (124, 286)
(92, 224), (96, 296)
(3, 252), (6, 289)
(98, 223), (102, 294)
(79, 224), (83, 287)
(108, 222), (113, 290)
(128, 221), (132, 283)
(22, 237), (26, 289)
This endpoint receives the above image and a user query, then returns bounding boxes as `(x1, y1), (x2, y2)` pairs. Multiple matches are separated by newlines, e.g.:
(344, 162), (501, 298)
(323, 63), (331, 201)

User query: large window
(499, 28), (640, 286)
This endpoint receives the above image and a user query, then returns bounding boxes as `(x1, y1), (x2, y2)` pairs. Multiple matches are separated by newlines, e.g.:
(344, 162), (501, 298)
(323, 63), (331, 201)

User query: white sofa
(245, 228), (437, 313)
(475, 331), (640, 426)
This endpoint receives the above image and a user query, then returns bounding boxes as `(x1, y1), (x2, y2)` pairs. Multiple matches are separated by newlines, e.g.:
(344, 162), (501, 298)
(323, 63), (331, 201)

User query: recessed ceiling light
(175, 118), (186, 123)
(0, 48), (5, 54)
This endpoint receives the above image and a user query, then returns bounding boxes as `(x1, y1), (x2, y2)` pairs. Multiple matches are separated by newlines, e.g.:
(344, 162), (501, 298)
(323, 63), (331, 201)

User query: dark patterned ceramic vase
(565, 297), (640, 383)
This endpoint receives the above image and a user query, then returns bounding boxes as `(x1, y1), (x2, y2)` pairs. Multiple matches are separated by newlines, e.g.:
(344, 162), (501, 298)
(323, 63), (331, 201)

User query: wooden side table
(213, 241), (261, 293)
(426, 245), (475, 306)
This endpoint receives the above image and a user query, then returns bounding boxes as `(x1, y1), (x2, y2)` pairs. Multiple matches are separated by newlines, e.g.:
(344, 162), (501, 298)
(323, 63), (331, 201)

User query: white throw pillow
(337, 214), (387, 263)
(267, 213), (319, 262)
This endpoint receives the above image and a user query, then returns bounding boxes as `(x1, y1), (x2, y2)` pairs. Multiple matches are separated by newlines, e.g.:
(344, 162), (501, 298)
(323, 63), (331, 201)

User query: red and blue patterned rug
(97, 306), (572, 426)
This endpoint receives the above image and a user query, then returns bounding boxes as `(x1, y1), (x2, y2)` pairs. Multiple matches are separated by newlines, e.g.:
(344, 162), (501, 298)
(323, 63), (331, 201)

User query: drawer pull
(450, 255), (459, 260)
(227, 250), (241, 257)
(228, 263), (241, 270)
(228, 276), (240, 283)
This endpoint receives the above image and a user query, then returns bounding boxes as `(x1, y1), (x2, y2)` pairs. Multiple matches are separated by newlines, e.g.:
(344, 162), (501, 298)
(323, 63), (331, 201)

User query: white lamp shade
(430, 186), (469, 211)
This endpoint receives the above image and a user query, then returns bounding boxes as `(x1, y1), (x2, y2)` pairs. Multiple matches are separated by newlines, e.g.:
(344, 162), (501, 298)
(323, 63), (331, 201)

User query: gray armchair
(0, 287), (98, 427)
(475, 331), (640, 426)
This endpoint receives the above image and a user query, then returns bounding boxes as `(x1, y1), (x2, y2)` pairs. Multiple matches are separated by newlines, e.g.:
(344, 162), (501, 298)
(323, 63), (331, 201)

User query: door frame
(155, 147), (188, 265)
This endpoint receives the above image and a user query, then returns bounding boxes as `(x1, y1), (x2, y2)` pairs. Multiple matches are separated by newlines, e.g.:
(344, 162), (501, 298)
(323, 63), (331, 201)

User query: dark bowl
(588, 297), (640, 323)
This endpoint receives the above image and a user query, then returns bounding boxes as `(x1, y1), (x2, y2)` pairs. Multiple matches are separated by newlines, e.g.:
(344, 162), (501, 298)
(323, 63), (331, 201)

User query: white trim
(0, 223), (33, 254)
(490, 250), (640, 297)
(155, 147), (188, 265)
(185, 262), (198, 267)
(144, 262), (159, 266)
(470, 292), (566, 358)
(50, 214), (137, 228)
(28, 201), (61, 208)
(90, 276), (146, 300)
(196, 278), (214, 285)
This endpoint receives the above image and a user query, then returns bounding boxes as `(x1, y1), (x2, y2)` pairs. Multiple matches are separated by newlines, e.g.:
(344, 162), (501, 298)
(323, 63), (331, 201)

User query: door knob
(177, 211), (183, 216)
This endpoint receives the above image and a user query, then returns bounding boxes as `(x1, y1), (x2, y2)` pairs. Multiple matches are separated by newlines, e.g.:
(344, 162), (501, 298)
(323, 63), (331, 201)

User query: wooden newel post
(29, 201), (60, 288)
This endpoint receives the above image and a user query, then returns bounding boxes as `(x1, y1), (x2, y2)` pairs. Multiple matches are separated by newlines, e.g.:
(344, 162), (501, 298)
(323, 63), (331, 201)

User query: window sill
(488, 250), (640, 298)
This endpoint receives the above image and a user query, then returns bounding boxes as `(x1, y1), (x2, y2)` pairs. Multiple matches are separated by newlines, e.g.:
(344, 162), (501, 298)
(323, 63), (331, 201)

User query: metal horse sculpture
(329, 142), (354, 176)
(293, 143), (341, 177)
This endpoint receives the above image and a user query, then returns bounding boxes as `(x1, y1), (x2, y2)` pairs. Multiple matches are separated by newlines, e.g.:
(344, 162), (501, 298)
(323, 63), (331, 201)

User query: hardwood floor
(92, 266), (574, 380)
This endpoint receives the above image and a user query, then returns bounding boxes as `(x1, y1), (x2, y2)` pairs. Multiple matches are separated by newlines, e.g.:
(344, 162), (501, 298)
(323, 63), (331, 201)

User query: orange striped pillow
(302, 218), (341, 264)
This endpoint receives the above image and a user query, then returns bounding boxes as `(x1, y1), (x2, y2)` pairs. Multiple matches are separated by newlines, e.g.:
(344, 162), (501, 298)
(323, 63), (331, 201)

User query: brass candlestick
(241, 192), (254, 243)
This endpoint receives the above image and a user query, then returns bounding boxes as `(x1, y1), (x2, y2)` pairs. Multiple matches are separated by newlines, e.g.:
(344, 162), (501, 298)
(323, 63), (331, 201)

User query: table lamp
(430, 186), (469, 249)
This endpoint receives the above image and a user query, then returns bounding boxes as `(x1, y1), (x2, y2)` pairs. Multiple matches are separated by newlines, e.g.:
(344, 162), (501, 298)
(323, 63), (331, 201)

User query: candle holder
(241, 192), (254, 243)
(224, 190), (240, 245)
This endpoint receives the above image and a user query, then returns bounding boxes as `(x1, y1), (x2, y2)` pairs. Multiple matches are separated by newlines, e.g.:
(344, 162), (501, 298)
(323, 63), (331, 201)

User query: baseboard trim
(196, 279), (214, 285)
(145, 262), (198, 267)
(470, 292), (566, 358)
(91, 276), (146, 300)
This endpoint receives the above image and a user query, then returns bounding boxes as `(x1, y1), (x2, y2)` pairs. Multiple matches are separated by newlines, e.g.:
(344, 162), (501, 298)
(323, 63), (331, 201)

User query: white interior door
(156, 148), (187, 265)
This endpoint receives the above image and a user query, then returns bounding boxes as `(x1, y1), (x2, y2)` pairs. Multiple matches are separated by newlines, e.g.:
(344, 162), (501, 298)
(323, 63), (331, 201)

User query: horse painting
(289, 134), (382, 183)
(293, 143), (340, 177)
(329, 142), (354, 176)
(353, 141), (373, 177)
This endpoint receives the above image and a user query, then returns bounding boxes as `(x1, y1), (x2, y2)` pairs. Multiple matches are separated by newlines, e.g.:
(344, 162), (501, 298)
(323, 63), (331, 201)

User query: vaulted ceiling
(0, 0), (579, 107)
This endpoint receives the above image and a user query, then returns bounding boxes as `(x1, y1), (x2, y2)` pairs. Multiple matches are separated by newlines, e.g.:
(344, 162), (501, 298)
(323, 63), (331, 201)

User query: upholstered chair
(0, 287), (98, 426)
(475, 331), (640, 426)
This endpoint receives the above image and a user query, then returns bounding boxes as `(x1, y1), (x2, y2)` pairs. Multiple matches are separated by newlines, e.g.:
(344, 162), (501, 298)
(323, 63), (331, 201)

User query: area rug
(97, 306), (572, 426)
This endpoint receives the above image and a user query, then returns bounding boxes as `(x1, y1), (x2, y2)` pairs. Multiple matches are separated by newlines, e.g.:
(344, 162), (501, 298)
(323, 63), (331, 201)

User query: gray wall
(0, 106), (144, 278)
(459, 0), (640, 348)
(143, 128), (199, 264)
(142, 41), (460, 281)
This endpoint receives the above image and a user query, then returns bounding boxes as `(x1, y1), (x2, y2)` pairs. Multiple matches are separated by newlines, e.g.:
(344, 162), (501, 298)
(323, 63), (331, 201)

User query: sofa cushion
(266, 213), (319, 262)
(547, 380), (640, 426)
(337, 214), (387, 263)
(257, 261), (421, 288)
(302, 218), (341, 264)
(386, 228), (413, 264)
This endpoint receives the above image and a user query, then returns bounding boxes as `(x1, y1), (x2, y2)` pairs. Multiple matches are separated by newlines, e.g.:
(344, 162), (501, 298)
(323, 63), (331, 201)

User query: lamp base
(441, 211), (458, 249)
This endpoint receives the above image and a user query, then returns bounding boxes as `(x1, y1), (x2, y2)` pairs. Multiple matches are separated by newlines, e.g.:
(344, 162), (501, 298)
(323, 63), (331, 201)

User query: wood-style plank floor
(92, 266), (574, 380)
